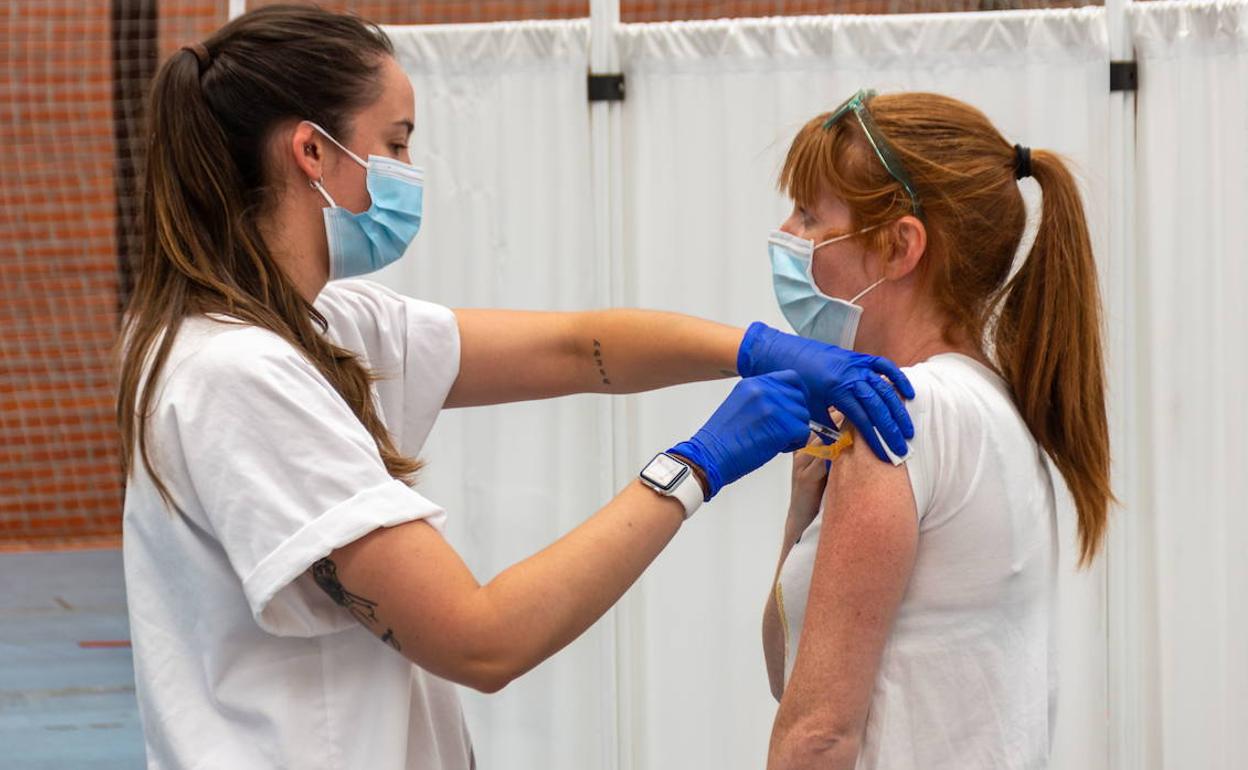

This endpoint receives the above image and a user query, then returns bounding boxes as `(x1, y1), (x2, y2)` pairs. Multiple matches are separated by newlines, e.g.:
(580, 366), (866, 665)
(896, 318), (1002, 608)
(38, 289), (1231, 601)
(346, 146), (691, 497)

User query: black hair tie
(1014, 144), (1033, 180)
(182, 42), (212, 76)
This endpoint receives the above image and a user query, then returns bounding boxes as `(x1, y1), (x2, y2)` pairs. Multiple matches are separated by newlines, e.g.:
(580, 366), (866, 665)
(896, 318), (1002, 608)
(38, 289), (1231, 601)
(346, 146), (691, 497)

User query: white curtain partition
(382, 22), (620, 770)
(373, 7), (1243, 770)
(1126, 3), (1248, 769)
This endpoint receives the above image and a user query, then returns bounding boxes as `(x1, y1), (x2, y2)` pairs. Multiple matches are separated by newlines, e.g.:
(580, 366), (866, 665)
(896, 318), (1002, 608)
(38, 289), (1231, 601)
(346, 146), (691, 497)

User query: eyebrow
(393, 119), (414, 136)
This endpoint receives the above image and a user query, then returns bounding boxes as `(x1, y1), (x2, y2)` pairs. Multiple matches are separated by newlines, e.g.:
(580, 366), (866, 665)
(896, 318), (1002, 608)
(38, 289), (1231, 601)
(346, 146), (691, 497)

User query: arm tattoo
(380, 628), (401, 652)
(312, 558), (402, 653)
(592, 338), (611, 386)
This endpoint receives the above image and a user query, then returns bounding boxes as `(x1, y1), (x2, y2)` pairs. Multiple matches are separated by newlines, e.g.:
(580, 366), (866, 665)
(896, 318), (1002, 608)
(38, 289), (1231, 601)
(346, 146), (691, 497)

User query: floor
(0, 548), (146, 769)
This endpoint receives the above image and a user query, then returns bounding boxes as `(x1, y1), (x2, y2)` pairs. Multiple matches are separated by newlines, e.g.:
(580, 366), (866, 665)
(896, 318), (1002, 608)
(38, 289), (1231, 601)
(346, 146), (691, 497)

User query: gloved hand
(667, 371), (811, 501)
(737, 322), (915, 462)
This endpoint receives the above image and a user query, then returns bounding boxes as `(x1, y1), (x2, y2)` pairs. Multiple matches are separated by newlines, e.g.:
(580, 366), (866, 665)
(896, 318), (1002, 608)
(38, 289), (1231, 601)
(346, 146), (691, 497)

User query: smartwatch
(639, 452), (704, 519)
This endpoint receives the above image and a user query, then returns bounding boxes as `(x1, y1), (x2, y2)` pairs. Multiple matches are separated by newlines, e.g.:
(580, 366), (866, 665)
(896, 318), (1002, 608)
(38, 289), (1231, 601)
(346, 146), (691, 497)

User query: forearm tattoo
(592, 338), (611, 386)
(312, 558), (402, 652)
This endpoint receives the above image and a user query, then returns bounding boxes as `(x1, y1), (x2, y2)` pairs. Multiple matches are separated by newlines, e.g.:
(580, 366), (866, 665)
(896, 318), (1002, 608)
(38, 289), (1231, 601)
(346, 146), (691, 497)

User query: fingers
(868, 356), (916, 400)
(764, 371), (815, 451)
(836, 397), (891, 462)
(767, 368), (810, 401)
(852, 380), (908, 457)
(869, 374), (915, 440)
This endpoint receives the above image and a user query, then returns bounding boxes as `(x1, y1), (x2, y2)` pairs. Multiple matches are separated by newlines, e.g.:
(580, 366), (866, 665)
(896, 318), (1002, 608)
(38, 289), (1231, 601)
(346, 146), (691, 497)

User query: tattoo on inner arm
(312, 558), (401, 651)
(592, 338), (611, 386)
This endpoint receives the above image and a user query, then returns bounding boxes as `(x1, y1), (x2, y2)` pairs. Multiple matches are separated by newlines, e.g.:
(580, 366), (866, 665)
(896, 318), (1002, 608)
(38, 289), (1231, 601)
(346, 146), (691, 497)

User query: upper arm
(445, 308), (583, 407)
(312, 518), (513, 692)
(768, 436), (919, 768)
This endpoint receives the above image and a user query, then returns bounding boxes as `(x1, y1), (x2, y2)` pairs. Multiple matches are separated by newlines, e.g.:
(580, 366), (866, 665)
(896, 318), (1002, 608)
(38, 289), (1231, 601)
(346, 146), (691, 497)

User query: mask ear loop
(304, 121), (369, 168)
(806, 223), (883, 297)
(309, 178), (337, 208)
(811, 223), (880, 251)
(850, 276), (887, 304)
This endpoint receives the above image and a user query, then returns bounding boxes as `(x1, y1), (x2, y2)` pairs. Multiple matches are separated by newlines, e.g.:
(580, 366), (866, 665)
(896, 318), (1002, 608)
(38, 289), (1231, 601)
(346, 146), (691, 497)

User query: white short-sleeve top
(775, 353), (1059, 770)
(123, 279), (473, 770)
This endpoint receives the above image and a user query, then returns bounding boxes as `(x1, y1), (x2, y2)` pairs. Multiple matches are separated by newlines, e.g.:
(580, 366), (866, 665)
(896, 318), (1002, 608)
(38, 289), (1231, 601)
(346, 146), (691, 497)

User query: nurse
(116, 7), (912, 769)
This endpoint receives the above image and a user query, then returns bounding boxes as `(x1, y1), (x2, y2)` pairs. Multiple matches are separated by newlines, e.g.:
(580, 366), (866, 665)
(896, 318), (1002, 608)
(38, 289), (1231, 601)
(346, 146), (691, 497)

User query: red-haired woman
(761, 90), (1112, 770)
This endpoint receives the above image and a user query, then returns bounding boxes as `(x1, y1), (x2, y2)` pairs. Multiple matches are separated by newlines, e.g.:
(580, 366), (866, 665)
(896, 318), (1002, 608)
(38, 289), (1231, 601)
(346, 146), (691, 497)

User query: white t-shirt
(775, 353), (1058, 770)
(123, 280), (474, 770)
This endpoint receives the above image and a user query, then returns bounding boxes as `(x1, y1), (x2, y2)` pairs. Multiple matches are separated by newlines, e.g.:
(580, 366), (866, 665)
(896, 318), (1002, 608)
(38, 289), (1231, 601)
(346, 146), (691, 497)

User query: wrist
(737, 321), (777, 377)
(665, 451), (710, 501)
(665, 438), (722, 501)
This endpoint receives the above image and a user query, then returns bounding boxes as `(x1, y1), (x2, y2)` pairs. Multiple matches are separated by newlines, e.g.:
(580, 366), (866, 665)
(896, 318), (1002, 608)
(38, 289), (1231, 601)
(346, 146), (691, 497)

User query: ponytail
(118, 6), (420, 510)
(992, 151), (1112, 565)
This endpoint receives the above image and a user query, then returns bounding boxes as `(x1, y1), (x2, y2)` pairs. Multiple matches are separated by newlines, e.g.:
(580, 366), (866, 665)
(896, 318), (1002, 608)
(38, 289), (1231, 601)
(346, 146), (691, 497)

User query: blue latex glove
(737, 322), (916, 462)
(667, 371), (812, 501)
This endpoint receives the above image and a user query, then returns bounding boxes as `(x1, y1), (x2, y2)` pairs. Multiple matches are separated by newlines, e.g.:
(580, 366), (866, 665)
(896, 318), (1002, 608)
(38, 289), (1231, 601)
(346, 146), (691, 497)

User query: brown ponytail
(117, 5), (421, 510)
(993, 150), (1112, 565)
(780, 92), (1112, 565)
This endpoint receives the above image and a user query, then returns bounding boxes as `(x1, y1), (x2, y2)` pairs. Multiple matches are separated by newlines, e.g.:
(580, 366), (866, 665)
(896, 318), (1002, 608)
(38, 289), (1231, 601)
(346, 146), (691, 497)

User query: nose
(779, 210), (803, 237)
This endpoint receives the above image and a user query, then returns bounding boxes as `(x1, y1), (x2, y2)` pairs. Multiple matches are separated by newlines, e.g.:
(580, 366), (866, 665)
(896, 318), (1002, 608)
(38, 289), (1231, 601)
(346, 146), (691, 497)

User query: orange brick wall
(1, 1), (123, 547)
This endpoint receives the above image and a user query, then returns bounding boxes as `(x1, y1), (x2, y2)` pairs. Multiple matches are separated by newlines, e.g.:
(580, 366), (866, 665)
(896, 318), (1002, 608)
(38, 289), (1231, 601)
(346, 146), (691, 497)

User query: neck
(259, 193), (329, 304)
(854, 291), (984, 369)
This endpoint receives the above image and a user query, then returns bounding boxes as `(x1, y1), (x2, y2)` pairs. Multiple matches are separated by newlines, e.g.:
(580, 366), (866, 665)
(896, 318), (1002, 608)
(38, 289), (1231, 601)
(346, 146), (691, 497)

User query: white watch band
(667, 470), (704, 519)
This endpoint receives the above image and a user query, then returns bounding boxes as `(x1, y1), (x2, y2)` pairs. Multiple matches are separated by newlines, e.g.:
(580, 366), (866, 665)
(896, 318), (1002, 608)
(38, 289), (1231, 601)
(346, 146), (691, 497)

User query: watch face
(643, 453), (687, 491)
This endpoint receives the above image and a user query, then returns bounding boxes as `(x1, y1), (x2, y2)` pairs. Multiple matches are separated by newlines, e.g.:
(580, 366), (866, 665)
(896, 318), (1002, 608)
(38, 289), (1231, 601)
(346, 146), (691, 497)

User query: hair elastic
(182, 42), (212, 75)
(1014, 144), (1033, 180)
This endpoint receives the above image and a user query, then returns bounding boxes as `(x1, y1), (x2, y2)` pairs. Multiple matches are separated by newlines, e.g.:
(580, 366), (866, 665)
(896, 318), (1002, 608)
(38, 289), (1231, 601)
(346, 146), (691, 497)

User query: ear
(289, 121), (326, 186)
(884, 215), (927, 281)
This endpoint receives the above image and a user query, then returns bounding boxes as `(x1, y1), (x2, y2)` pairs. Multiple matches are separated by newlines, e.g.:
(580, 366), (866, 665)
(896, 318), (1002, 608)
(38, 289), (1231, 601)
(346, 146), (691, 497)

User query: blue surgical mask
(307, 122), (424, 280)
(768, 227), (885, 349)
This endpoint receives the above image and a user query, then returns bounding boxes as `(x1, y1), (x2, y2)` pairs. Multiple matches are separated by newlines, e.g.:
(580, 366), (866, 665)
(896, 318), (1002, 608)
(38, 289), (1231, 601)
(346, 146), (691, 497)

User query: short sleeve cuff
(242, 479), (447, 637)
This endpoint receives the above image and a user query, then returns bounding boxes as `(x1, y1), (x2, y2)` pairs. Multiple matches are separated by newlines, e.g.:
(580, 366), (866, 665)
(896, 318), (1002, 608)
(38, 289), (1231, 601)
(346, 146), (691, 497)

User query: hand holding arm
(737, 322), (915, 462)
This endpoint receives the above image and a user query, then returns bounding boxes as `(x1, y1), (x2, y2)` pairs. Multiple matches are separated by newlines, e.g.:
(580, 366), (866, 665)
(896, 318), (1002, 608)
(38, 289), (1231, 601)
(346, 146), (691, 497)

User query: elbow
(769, 723), (860, 770)
(433, 651), (524, 695)
(462, 666), (515, 695)
(430, 629), (529, 694)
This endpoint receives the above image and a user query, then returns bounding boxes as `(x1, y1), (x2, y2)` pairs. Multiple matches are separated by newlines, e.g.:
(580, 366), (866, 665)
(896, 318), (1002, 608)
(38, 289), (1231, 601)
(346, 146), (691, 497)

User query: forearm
(447, 308), (744, 407)
(768, 726), (860, 770)
(763, 521), (804, 700)
(466, 481), (685, 686)
(763, 587), (787, 701)
(569, 309), (743, 394)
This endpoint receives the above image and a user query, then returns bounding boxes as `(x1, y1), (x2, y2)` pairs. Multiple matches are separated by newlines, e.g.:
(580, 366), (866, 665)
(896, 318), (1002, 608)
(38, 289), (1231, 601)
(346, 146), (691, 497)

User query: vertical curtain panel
(384, 21), (620, 770)
(1129, 3), (1248, 769)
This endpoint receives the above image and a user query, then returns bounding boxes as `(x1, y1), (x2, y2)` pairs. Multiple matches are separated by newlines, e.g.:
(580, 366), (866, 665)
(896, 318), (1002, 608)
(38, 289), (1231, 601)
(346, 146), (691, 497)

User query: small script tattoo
(312, 558), (401, 651)
(592, 338), (611, 386)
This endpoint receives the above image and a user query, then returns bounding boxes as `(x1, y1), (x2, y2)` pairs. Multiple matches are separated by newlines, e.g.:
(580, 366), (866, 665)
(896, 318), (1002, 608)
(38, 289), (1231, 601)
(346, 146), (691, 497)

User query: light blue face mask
(768, 227), (885, 350)
(307, 122), (424, 280)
